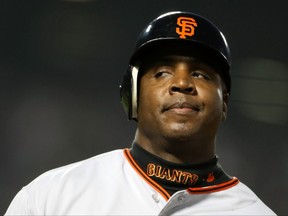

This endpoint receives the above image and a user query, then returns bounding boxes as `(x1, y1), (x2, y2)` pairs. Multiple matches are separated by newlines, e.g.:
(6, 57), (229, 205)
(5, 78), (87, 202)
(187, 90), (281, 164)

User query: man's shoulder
(225, 181), (262, 203)
(24, 149), (126, 191)
(45, 148), (125, 173)
(5, 149), (136, 215)
(223, 181), (276, 214)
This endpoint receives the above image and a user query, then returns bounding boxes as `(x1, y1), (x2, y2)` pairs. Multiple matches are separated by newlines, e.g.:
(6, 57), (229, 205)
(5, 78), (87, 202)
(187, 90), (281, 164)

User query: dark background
(1, 0), (287, 214)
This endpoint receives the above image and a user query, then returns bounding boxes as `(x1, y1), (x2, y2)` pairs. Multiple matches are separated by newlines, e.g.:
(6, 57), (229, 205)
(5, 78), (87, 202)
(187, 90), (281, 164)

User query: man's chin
(163, 127), (197, 142)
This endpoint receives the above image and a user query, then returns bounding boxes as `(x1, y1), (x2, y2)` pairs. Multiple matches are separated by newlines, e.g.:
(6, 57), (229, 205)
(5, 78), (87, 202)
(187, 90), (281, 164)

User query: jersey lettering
(147, 163), (198, 186)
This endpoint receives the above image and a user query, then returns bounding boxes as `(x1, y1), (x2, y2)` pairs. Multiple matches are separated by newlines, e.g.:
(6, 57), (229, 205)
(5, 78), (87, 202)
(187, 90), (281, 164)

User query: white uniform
(5, 149), (276, 215)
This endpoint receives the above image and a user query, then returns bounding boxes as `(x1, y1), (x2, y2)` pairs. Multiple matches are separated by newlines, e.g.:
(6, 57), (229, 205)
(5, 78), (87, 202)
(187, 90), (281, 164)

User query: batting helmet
(120, 11), (231, 120)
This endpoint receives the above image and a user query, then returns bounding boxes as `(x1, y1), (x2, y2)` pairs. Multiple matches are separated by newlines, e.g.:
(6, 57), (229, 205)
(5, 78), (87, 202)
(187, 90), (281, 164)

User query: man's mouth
(164, 102), (200, 114)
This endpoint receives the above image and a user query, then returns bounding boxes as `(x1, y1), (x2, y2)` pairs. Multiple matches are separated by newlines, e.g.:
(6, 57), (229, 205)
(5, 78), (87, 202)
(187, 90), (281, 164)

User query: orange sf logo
(176, 16), (198, 39)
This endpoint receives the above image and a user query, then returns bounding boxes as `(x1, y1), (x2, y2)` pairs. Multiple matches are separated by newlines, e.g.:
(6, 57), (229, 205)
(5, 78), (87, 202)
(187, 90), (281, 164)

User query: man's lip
(164, 102), (200, 112)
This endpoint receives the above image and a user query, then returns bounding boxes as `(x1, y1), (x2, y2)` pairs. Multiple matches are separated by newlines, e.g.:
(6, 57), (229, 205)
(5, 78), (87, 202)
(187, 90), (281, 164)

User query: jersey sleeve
(5, 189), (32, 216)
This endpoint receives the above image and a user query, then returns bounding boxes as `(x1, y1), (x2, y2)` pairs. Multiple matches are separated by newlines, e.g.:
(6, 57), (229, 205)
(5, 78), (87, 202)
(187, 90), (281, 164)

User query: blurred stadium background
(0, 0), (287, 214)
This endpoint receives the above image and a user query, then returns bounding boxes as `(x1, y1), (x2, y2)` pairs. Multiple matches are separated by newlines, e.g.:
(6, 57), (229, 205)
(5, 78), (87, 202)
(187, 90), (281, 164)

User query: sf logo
(176, 17), (198, 39)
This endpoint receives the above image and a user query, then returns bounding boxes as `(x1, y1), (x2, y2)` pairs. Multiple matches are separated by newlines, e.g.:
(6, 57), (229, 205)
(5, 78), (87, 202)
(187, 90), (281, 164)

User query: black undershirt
(130, 143), (232, 196)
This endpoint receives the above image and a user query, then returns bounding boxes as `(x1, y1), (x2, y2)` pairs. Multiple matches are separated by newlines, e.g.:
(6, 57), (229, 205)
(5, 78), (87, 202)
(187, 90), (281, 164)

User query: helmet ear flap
(120, 66), (139, 120)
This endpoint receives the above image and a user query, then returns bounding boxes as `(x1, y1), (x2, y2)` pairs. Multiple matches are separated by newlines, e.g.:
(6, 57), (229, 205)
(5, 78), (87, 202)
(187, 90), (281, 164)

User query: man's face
(137, 55), (228, 142)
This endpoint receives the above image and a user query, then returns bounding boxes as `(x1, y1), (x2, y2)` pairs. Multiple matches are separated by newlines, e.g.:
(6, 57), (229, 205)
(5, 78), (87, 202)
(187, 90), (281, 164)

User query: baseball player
(5, 11), (276, 215)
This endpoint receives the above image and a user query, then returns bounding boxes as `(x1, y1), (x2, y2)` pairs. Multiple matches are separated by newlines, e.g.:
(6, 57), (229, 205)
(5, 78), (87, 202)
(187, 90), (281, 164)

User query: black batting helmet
(120, 11), (231, 120)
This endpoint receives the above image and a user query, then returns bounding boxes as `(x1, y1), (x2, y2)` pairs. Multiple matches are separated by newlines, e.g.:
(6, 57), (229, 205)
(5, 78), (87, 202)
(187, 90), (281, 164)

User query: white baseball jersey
(5, 149), (276, 215)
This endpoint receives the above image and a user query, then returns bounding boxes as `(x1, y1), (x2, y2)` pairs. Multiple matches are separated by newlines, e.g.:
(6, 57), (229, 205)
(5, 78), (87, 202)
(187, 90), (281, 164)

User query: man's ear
(222, 92), (229, 121)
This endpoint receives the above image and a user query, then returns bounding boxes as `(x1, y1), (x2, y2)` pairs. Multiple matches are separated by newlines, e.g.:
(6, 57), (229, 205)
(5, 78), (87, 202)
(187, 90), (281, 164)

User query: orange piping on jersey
(123, 149), (171, 201)
(187, 177), (239, 194)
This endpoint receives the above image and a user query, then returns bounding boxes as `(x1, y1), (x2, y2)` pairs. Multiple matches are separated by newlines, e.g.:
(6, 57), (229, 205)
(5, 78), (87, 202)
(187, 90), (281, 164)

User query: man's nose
(168, 70), (196, 95)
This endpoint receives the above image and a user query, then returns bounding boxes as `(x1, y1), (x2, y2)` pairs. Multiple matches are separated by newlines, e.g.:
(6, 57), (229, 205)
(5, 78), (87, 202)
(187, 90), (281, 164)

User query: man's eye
(154, 71), (169, 78)
(191, 71), (210, 79)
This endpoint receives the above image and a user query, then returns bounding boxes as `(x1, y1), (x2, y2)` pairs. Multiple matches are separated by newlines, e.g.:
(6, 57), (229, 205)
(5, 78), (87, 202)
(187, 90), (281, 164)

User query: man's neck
(134, 129), (216, 164)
